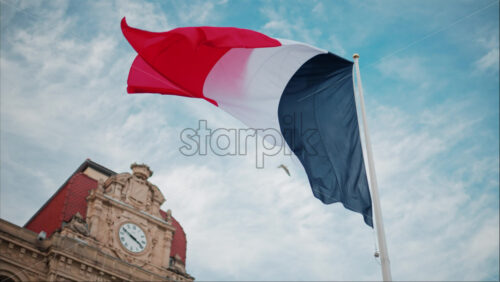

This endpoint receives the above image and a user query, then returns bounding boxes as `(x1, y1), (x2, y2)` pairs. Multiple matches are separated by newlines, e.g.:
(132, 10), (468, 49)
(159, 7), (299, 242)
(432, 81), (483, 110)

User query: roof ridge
(24, 159), (115, 227)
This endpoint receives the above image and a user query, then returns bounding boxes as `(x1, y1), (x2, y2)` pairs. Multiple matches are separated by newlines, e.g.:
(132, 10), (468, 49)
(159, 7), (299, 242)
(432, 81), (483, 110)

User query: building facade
(0, 159), (194, 281)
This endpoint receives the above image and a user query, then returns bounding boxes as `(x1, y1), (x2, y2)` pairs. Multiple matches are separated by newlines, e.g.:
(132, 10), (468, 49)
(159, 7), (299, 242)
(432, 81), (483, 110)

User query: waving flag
(121, 18), (373, 227)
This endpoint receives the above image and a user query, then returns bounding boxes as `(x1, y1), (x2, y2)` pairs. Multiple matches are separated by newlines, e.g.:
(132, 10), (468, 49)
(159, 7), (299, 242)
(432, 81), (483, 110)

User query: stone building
(0, 159), (194, 281)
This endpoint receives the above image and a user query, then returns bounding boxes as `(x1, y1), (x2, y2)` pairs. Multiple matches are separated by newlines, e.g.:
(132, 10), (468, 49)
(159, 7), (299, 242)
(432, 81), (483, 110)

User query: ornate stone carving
(97, 178), (105, 192)
(99, 164), (165, 218)
(165, 209), (172, 223)
(105, 217), (114, 248)
(129, 176), (149, 206)
(63, 212), (89, 237)
(131, 163), (153, 179)
(169, 254), (187, 274)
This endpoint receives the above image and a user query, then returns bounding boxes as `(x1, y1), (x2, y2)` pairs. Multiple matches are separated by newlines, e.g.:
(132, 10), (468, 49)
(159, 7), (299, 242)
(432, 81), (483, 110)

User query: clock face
(118, 223), (147, 253)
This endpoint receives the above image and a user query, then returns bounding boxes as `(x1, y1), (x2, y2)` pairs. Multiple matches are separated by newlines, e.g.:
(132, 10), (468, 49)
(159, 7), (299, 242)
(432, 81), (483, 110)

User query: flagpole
(352, 54), (392, 281)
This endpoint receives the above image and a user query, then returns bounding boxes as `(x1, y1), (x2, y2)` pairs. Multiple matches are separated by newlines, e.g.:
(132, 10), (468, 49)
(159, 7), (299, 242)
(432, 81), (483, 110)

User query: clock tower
(85, 163), (176, 274)
(0, 159), (193, 281)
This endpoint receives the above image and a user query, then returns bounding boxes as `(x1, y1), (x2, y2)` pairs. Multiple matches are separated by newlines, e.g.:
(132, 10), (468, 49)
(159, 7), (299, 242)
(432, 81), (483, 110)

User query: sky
(0, 0), (498, 281)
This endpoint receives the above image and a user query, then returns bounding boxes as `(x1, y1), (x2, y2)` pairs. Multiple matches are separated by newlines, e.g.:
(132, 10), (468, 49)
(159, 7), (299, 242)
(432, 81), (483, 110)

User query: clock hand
(123, 228), (143, 249)
(129, 234), (143, 249)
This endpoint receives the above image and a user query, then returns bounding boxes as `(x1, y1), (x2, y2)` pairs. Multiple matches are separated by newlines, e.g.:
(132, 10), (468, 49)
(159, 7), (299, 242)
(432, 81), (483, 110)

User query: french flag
(121, 18), (373, 227)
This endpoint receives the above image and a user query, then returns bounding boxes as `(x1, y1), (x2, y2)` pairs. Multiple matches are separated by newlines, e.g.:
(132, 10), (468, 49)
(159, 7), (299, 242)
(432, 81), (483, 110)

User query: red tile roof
(160, 210), (187, 263)
(24, 176), (70, 237)
(25, 173), (95, 237)
(24, 160), (187, 263)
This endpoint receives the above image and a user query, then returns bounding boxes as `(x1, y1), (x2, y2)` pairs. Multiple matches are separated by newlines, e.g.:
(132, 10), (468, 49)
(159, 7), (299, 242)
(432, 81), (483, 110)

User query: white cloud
(163, 1), (219, 26)
(147, 95), (499, 280)
(475, 48), (499, 72)
(0, 1), (498, 281)
(470, 23), (499, 74)
(312, 2), (325, 19)
(260, 5), (322, 46)
(329, 34), (347, 56)
(156, 160), (379, 280)
(369, 100), (498, 280)
(376, 56), (430, 84)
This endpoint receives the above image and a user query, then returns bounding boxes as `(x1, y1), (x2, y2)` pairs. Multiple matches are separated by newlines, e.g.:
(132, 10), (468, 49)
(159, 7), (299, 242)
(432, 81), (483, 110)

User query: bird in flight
(278, 164), (290, 176)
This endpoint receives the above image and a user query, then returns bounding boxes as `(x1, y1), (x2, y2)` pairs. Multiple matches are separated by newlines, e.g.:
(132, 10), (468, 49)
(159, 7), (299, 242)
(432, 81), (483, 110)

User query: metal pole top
(353, 53), (360, 59)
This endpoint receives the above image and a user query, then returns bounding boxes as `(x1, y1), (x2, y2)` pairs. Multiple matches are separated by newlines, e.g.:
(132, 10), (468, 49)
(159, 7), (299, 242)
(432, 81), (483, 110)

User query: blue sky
(1, 0), (498, 280)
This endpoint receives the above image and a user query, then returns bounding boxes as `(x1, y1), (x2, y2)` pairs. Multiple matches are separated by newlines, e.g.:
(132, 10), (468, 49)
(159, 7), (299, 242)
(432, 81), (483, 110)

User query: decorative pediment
(101, 163), (165, 217)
